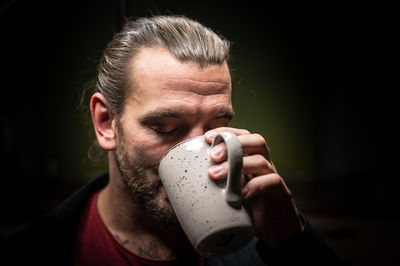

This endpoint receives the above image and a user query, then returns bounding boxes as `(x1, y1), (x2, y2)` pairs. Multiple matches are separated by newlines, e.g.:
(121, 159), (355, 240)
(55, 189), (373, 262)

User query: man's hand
(205, 127), (304, 248)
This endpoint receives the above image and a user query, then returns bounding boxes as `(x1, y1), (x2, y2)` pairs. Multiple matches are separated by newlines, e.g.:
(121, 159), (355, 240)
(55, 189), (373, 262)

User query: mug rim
(160, 135), (206, 160)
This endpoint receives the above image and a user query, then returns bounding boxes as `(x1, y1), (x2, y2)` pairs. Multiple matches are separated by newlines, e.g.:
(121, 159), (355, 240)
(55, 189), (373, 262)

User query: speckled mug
(158, 132), (254, 258)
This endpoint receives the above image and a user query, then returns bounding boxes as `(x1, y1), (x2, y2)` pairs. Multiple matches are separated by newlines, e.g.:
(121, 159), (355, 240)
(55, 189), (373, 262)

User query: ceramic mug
(158, 131), (254, 258)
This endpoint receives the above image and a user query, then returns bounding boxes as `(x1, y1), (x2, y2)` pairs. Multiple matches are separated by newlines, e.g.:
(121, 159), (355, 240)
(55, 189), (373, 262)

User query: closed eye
(150, 126), (178, 136)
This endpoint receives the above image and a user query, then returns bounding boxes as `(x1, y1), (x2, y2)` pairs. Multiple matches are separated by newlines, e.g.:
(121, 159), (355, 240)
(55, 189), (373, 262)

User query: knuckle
(269, 174), (283, 186)
(254, 154), (268, 167)
(212, 127), (227, 132)
(253, 133), (267, 147)
(239, 129), (251, 135)
(250, 178), (263, 192)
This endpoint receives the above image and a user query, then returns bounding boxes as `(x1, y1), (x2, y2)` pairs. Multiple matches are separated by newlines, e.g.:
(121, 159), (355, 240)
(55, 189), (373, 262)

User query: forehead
(129, 47), (232, 98)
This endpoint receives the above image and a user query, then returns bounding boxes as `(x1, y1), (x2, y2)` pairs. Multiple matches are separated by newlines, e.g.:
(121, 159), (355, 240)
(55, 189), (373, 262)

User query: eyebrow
(139, 107), (235, 125)
(139, 109), (182, 125)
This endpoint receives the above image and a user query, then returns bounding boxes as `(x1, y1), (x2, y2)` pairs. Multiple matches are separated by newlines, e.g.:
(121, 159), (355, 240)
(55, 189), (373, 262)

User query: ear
(90, 92), (117, 151)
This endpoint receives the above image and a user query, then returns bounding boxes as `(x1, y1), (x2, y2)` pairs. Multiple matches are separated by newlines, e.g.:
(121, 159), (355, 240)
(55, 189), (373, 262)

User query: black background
(0, 1), (398, 265)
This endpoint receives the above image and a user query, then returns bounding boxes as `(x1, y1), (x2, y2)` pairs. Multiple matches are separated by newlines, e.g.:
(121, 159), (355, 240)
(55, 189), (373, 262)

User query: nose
(186, 126), (206, 140)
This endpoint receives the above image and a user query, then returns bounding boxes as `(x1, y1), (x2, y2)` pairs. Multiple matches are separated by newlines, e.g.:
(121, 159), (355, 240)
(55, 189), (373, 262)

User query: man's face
(114, 47), (233, 225)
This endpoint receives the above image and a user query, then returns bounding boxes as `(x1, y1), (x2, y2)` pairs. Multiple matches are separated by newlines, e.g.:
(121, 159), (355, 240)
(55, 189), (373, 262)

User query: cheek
(129, 135), (172, 166)
(121, 121), (179, 166)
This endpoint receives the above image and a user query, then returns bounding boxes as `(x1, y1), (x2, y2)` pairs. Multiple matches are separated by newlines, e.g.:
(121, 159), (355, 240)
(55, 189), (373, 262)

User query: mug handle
(211, 132), (243, 208)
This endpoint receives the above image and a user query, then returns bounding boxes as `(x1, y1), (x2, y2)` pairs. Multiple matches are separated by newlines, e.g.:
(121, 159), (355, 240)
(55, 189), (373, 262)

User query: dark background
(1, 1), (398, 265)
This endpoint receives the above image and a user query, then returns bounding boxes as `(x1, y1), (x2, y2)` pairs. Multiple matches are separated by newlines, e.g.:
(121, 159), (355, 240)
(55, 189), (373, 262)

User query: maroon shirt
(73, 190), (186, 265)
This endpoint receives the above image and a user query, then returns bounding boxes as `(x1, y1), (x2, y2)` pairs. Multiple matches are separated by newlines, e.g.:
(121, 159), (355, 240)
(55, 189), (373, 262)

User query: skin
(90, 46), (303, 260)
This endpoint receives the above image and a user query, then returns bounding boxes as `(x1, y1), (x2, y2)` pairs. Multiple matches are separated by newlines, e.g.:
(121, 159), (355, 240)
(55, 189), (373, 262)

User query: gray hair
(96, 15), (231, 116)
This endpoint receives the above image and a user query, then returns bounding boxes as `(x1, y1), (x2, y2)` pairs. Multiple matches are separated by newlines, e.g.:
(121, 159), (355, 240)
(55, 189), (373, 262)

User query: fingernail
(205, 131), (217, 139)
(211, 145), (223, 158)
(209, 165), (223, 176)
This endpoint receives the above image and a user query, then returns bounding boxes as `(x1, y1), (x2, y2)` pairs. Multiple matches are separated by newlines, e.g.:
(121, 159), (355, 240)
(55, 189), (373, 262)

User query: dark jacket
(4, 173), (348, 265)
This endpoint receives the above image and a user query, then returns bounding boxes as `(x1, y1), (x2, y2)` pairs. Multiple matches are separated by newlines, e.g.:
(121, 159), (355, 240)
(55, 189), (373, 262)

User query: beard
(114, 126), (178, 226)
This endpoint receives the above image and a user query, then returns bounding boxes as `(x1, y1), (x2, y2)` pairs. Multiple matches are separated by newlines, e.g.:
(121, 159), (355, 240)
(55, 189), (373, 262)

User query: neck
(97, 152), (191, 260)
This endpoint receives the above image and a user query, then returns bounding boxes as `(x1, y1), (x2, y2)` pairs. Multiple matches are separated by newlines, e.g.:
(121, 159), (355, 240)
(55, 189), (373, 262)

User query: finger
(238, 133), (271, 162)
(242, 155), (276, 176)
(204, 127), (251, 143)
(209, 133), (272, 163)
(208, 161), (228, 180)
(209, 143), (227, 163)
(208, 155), (275, 180)
(242, 173), (290, 200)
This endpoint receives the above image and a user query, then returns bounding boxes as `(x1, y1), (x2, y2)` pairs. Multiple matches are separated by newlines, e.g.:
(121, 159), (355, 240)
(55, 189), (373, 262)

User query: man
(6, 15), (347, 265)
